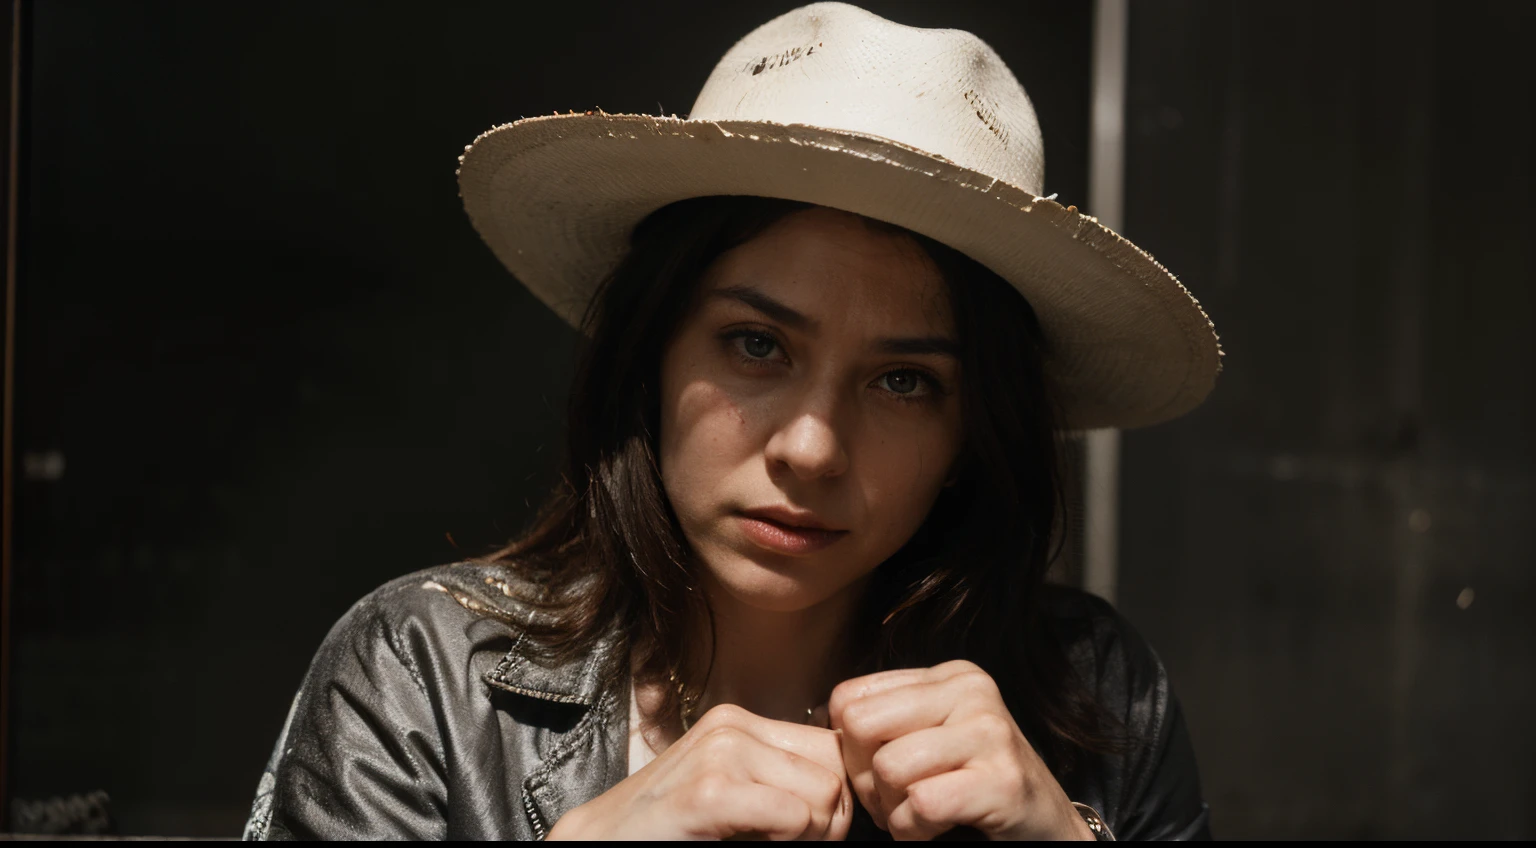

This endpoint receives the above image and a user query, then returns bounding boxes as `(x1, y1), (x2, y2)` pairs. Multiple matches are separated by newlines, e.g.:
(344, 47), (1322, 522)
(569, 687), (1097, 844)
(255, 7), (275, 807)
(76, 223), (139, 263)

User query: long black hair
(486, 195), (1124, 774)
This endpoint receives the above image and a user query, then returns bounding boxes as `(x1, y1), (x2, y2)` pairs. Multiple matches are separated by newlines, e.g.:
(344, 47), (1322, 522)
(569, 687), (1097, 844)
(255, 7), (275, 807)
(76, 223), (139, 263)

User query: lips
(738, 506), (841, 532)
(735, 508), (848, 556)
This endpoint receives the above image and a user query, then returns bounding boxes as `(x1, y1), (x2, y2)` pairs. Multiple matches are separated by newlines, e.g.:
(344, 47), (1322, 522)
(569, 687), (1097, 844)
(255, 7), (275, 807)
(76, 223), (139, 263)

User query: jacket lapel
(519, 686), (630, 837)
(483, 626), (630, 838)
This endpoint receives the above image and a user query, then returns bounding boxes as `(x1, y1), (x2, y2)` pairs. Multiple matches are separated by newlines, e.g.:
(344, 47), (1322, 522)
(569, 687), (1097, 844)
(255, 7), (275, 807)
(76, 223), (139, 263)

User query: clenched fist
(548, 703), (853, 841)
(828, 660), (1095, 841)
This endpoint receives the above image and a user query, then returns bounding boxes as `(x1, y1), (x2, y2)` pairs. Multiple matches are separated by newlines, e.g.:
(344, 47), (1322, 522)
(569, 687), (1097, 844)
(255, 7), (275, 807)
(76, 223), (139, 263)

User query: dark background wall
(1, 0), (1092, 836)
(2, 0), (1531, 840)
(1116, 0), (1535, 839)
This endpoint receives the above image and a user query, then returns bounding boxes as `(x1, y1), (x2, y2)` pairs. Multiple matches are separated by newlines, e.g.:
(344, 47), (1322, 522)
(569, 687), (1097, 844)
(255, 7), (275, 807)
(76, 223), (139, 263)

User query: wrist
(994, 798), (1100, 841)
(1068, 801), (1114, 842)
(544, 805), (589, 841)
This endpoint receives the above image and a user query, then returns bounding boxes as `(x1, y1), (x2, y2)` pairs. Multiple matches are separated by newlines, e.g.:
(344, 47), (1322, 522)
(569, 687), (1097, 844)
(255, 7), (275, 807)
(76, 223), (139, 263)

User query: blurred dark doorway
(1116, 0), (1535, 839)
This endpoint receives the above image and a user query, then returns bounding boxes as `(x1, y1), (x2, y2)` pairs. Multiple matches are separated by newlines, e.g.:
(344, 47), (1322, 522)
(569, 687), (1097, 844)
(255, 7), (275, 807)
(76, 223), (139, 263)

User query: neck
(686, 573), (868, 726)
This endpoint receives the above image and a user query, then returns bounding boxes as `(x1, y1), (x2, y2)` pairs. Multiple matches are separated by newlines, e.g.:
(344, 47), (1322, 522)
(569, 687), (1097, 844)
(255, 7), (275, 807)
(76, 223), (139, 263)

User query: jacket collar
(463, 562), (625, 709)
(482, 621), (625, 708)
(449, 563), (631, 837)
(480, 617), (630, 839)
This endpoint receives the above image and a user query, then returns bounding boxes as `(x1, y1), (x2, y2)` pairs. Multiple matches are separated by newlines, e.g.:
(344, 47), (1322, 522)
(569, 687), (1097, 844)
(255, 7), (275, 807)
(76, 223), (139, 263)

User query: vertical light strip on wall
(0, 0), (21, 824)
(1083, 0), (1128, 605)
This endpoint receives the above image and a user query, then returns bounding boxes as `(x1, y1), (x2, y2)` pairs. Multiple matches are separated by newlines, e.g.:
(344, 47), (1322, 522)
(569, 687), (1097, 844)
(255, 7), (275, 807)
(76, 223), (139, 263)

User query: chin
(703, 548), (856, 614)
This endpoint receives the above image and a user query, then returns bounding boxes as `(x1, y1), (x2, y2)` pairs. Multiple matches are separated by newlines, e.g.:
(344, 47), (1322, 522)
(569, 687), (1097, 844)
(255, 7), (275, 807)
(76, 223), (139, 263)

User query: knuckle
(786, 792), (823, 835)
(688, 706), (719, 733)
(828, 678), (861, 714)
(933, 660), (981, 683)
(851, 772), (880, 810)
(687, 772), (732, 810)
(973, 711), (1014, 742)
(699, 724), (744, 753)
(697, 702), (747, 728)
(870, 746), (904, 786)
(888, 814), (925, 841)
(958, 668), (998, 696)
(812, 765), (844, 806)
(905, 781), (947, 825)
(839, 699), (877, 739)
(790, 798), (816, 837)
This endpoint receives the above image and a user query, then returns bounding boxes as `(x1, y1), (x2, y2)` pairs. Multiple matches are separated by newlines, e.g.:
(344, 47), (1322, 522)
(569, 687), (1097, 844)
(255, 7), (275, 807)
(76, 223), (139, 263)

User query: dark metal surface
(0, 0), (23, 832)
(1117, 0), (1536, 839)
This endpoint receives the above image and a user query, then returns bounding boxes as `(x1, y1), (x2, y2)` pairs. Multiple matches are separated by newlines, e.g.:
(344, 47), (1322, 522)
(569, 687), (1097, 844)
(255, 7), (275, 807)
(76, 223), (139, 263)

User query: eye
(882, 370), (923, 395)
(875, 369), (943, 404)
(721, 329), (788, 368)
(720, 328), (948, 406)
(740, 333), (777, 359)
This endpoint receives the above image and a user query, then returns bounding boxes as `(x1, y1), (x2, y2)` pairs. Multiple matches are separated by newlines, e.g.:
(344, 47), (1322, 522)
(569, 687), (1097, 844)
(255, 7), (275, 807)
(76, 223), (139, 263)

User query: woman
(246, 2), (1219, 841)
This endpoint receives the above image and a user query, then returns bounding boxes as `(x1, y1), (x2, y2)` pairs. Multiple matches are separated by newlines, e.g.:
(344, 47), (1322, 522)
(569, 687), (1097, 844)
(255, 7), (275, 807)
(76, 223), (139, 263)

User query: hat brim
(457, 113), (1221, 430)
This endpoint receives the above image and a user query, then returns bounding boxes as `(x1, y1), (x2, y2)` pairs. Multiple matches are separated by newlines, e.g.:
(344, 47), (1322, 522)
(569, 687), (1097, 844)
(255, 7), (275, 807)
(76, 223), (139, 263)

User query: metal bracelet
(1071, 802), (1116, 842)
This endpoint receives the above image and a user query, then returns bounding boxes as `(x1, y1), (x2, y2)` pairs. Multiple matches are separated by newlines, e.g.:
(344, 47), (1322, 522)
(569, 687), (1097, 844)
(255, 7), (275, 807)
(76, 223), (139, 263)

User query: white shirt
(627, 677), (659, 776)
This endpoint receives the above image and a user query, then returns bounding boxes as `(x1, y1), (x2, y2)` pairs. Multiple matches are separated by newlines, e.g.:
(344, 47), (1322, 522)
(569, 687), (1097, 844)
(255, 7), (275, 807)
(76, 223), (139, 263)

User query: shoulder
(1034, 585), (1211, 840)
(340, 559), (542, 630)
(248, 560), (553, 840)
(318, 560), (544, 663)
(1034, 583), (1168, 699)
(283, 559), (552, 721)
(284, 558), (549, 702)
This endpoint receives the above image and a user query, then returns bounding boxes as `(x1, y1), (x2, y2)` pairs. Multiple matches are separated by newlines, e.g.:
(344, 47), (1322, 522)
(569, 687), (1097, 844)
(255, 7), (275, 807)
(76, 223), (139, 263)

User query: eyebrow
(710, 285), (819, 332)
(708, 284), (961, 359)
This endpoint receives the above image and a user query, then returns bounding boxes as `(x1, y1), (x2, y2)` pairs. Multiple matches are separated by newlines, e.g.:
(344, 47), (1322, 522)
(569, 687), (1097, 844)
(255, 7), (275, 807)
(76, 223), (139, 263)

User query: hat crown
(688, 2), (1044, 196)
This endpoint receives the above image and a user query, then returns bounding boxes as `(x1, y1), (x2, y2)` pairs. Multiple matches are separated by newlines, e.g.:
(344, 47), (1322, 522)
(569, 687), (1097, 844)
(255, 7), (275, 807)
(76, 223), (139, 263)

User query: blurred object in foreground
(9, 791), (115, 835)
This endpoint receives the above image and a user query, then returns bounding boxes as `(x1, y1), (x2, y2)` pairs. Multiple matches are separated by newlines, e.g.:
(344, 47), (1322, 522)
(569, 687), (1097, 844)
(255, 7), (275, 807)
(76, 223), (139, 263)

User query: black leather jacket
(243, 561), (1211, 840)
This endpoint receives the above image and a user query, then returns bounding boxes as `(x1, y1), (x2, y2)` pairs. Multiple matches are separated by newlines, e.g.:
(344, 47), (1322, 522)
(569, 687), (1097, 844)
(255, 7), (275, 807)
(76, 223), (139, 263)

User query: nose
(763, 391), (851, 482)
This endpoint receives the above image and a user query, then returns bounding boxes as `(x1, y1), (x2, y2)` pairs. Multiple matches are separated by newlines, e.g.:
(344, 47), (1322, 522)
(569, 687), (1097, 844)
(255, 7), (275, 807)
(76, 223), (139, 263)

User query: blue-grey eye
(885, 371), (921, 394)
(743, 335), (776, 358)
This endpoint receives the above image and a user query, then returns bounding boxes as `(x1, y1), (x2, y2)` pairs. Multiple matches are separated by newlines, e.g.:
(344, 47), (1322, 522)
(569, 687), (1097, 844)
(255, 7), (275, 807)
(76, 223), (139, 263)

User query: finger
(869, 724), (976, 799)
(689, 703), (847, 779)
(696, 705), (851, 829)
(830, 660), (981, 708)
(827, 673), (931, 830)
(733, 736), (848, 841)
(828, 669), (929, 730)
(864, 724), (985, 827)
(836, 679), (957, 747)
(687, 719), (851, 840)
(884, 768), (997, 842)
(833, 675), (1001, 831)
(835, 688), (953, 825)
(684, 779), (817, 841)
(828, 661), (989, 732)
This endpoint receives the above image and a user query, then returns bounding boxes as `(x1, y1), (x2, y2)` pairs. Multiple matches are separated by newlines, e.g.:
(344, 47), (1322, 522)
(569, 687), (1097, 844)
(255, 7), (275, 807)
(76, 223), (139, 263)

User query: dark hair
(486, 195), (1125, 774)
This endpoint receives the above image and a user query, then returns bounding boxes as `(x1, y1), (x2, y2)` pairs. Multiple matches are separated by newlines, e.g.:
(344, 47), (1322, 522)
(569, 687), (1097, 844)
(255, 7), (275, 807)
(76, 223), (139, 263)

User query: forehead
(699, 207), (954, 334)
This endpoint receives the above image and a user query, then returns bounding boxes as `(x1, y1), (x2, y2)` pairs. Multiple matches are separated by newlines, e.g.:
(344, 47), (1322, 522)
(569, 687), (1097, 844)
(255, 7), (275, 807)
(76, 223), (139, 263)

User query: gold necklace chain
(670, 669), (703, 732)
(671, 670), (816, 732)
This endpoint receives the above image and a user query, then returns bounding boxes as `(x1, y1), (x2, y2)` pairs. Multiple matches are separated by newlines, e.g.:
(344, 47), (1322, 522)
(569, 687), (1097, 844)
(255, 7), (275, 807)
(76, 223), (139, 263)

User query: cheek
(658, 358), (753, 504)
(855, 427), (960, 545)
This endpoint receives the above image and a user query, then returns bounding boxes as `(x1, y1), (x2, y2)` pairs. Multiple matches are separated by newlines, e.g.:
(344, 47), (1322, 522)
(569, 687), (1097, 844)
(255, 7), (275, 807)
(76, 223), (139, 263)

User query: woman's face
(658, 206), (965, 614)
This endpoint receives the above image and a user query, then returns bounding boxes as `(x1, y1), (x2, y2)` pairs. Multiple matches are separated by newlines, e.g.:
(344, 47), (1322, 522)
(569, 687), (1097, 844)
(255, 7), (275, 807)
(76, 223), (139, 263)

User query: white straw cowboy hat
(457, 1), (1222, 430)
